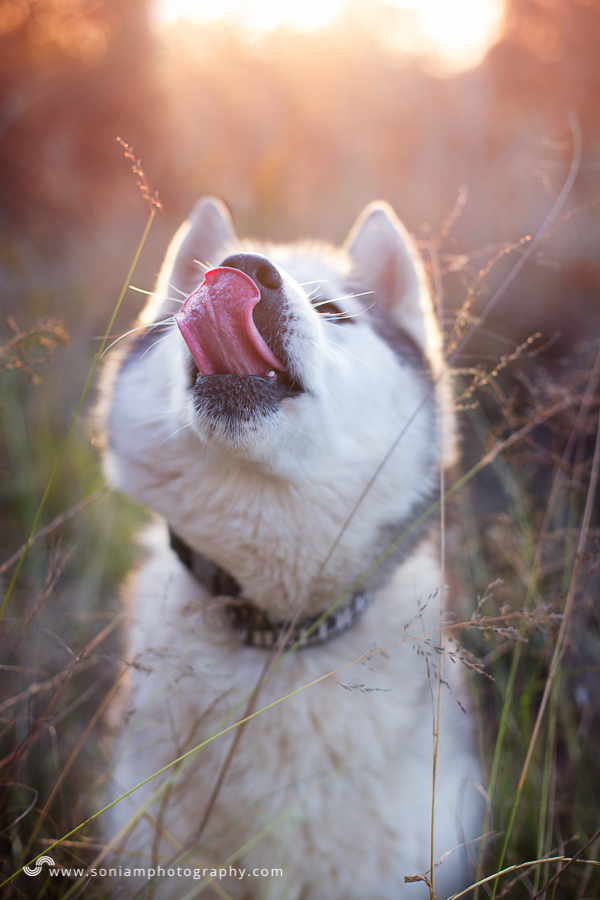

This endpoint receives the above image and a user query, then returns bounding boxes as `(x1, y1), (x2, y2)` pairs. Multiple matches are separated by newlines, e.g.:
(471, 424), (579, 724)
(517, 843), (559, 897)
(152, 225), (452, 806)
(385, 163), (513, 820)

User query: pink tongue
(176, 267), (284, 377)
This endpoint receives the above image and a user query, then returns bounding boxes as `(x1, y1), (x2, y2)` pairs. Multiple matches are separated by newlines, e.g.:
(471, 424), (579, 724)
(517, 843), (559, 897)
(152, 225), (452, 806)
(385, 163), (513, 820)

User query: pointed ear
(344, 202), (441, 364)
(146, 198), (237, 321)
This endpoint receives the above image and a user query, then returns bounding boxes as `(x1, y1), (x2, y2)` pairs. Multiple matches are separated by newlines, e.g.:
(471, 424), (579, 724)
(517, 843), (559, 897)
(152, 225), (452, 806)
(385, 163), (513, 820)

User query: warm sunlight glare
(154, 0), (344, 32)
(400, 0), (504, 71)
(153, 0), (505, 72)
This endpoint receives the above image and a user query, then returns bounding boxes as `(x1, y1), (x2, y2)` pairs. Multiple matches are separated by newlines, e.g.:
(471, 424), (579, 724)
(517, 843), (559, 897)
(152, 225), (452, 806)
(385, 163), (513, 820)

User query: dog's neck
(169, 527), (372, 650)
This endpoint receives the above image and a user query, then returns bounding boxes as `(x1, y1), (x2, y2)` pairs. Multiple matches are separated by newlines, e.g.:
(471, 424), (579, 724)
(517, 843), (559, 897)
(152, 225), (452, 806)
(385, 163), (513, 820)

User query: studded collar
(169, 528), (372, 650)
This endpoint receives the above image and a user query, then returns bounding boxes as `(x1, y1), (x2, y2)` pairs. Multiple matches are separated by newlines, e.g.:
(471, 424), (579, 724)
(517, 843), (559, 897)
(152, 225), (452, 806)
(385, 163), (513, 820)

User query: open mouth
(178, 266), (305, 403)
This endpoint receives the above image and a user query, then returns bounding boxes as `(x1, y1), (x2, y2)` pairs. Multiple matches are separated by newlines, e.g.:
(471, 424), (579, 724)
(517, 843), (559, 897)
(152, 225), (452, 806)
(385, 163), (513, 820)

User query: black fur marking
(169, 528), (242, 596)
(362, 484), (441, 593)
(366, 302), (432, 376)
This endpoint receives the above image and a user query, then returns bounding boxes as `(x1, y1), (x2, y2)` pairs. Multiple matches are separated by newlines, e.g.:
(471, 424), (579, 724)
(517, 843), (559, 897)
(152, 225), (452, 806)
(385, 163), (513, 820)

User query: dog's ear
(145, 199), (237, 322)
(344, 202), (440, 362)
(168, 197), (237, 296)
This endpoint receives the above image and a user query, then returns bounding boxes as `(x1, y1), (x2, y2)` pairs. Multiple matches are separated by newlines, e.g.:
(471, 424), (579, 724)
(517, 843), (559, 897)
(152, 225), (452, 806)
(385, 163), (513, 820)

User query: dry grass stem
(0, 316), (70, 385)
(117, 137), (163, 212)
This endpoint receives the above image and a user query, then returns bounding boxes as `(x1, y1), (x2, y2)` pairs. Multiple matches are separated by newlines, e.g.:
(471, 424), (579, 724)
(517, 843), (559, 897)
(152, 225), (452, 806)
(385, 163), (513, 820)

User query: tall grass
(1, 148), (599, 900)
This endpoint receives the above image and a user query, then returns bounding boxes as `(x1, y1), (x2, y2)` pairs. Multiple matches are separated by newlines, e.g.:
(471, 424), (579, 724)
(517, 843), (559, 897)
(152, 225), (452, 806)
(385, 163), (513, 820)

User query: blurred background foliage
(1, 0), (600, 895)
(1, 0), (600, 360)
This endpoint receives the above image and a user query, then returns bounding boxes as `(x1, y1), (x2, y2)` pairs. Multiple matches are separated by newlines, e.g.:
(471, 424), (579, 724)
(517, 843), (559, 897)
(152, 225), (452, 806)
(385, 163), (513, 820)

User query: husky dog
(102, 198), (482, 899)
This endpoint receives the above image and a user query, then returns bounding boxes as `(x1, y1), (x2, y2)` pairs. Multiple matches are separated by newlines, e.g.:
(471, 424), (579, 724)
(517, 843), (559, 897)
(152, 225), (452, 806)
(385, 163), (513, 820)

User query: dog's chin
(190, 372), (303, 451)
(193, 372), (280, 422)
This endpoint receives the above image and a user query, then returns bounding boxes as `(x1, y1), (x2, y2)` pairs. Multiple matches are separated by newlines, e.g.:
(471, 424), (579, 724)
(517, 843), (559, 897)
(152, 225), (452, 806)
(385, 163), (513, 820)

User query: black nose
(220, 253), (282, 291)
(219, 252), (289, 366)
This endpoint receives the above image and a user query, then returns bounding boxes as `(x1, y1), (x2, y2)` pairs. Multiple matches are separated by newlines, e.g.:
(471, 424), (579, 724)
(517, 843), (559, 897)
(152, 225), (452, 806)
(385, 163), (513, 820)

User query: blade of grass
(0, 485), (110, 576)
(531, 825), (600, 900)
(534, 679), (559, 894)
(429, 235), (446, 900)
(448, 856), (600, 900)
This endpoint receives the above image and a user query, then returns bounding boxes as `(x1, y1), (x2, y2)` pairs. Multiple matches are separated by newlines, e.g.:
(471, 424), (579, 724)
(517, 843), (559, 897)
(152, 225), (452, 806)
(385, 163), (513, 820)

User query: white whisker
(158, 421), (190, 447)
(140, 332), (175, 363)
(130, 286), (185, 306)
(167, 282), (189, 297)
(319, 302), (376, 321)
(128, 285), (154, 295)
(128, 285), (187, 307)
(312, 290), (375, 307)
(100, 318), (176, 358)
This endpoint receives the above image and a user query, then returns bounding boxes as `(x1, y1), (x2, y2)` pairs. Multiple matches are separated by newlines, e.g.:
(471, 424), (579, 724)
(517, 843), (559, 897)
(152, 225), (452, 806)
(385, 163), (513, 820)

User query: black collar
(169, 527), (372, 650)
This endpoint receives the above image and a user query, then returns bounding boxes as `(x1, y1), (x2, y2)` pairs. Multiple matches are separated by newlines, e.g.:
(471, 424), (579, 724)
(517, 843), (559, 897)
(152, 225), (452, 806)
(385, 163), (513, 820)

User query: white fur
(101, 199), (482, 898)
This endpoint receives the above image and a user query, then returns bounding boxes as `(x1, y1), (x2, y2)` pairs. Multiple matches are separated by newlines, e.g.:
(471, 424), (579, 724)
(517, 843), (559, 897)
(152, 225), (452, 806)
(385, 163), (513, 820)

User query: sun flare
(153, 0), (504, 73)
(154, 0), (345, 32)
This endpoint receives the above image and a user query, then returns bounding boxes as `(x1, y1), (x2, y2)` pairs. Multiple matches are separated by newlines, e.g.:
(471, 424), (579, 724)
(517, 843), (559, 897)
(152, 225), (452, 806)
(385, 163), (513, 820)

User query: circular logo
(24, 855), (55, 876)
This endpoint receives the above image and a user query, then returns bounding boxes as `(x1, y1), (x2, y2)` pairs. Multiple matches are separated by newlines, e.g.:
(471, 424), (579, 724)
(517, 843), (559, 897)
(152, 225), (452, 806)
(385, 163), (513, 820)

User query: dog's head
(103, 199), (454, 612)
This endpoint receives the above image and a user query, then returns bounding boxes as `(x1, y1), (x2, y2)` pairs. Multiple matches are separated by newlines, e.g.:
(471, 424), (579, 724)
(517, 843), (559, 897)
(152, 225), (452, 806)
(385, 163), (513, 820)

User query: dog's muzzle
(178, 254), (305, 411)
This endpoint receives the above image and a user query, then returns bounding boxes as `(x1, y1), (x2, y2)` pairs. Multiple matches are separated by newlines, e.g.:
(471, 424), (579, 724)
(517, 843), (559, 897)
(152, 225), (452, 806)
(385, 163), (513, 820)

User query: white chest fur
(106, 526), (480, 900)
